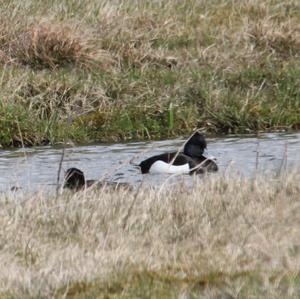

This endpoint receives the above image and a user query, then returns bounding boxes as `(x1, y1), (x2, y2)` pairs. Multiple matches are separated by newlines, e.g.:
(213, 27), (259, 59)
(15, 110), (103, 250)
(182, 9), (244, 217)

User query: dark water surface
(1, 133), (300, 191)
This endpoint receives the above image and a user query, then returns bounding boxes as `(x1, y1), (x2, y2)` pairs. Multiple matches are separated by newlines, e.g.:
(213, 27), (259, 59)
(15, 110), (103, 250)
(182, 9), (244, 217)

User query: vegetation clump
(0, 0), (299, 146)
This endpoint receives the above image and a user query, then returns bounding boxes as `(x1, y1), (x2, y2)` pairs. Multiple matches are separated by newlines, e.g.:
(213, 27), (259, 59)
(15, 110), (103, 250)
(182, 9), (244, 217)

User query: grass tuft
(8, 22), (114, 69)
(249, 20), (300, 57)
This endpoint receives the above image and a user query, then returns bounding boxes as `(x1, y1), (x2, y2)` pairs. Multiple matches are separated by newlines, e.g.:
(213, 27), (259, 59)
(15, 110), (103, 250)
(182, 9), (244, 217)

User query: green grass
(55, 270), (300, 299)
(0, 0), (299, 146)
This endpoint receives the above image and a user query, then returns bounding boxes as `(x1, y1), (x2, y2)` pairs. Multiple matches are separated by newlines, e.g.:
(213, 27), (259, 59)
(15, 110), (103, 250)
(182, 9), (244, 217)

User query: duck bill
(202, 149), (217, 161)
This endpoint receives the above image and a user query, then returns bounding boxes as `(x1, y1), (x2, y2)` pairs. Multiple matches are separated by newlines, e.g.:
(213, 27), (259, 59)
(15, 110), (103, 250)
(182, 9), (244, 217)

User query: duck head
(63, 167), (85, 190)
(183, 132), (207, 158)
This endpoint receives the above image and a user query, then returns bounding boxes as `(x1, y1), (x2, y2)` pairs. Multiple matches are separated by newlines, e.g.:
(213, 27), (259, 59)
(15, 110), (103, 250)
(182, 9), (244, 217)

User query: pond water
(1, 133), (300, 192)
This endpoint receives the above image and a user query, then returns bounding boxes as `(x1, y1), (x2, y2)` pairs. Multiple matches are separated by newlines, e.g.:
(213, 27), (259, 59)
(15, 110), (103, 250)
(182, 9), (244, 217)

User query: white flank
(149, 160), (190, 174)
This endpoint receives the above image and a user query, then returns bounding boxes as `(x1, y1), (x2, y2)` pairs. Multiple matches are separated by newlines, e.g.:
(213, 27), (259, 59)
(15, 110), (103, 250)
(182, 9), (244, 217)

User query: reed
(0, 172), (299, 298)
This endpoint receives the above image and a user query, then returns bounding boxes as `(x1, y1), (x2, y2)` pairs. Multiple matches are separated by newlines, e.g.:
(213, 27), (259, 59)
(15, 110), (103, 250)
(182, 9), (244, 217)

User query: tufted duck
(139, 132), (218, 174)
(63, 167), (132, 191)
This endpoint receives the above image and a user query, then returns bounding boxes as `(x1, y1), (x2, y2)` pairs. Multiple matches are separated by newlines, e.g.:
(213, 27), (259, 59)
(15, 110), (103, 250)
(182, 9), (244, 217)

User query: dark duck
(139, 132), (218, 174)
(63, 167), (132, 191)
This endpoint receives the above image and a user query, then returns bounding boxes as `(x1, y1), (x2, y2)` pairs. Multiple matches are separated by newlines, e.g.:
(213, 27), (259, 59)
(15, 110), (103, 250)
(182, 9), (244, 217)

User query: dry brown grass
(0, 172), (299, 298)
(2, 0), (297, 71)
(5, 22), (114, 70)
(249, 20), (300, 57)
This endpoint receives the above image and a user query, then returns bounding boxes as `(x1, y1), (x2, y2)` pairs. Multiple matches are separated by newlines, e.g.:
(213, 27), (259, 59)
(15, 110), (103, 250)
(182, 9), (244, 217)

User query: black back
(64, 168), (85, 190)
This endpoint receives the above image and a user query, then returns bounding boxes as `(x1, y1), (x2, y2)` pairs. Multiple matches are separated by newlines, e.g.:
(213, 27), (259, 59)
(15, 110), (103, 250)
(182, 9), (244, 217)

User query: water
(1, 133), (300, 192)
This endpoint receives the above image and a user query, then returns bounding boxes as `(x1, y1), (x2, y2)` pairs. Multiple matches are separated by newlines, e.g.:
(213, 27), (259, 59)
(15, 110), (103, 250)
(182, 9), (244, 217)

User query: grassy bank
(0, 0), (299, 146)
(0, 173), (299, 298)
